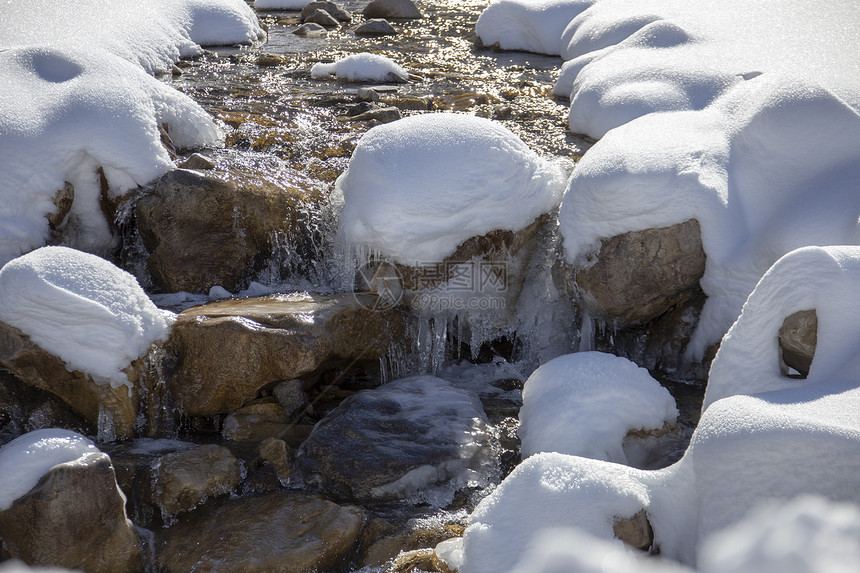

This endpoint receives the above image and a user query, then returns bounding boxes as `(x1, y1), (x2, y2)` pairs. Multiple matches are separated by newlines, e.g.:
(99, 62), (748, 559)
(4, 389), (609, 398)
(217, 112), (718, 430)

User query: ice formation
(310, 53), (409, 82)
(519, 352), (677, 462)
(0, 429), (100, 511)
(0, 247), (174, 386)
(335, 113), (568, 264)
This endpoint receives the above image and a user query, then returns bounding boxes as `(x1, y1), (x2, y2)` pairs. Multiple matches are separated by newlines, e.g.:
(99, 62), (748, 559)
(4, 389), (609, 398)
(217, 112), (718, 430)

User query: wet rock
(363, 0), (422, 20)
(0, 451), (140, 572)
(0, 321), (138, 441)
(568, 219), (706, 325)
(346, 101), (375, 116)
(177, 153), (215, 170)
(612, 509), (653, 549)
(293, 22), (328, 37)
(344, 106), (403, 123)
(362, 520), (465, 568)
(167, 293), (406, 416)
(274, 379), (310, 419)
(136, 167), (321, 293)
(304, 8), (340, 28)
(0, 370), (92, 444)
(301, 1), (351, 22)
(151, 444), (241, 516)
(157, 491), (364, 573)
(46, 182), (74, 242)
(778, 309), (817, 378)
(296, 375), (497, 504)
(254, 53), (287, 67)
(221, 398), (291, 441)
(355, 18), (398, 36)
(387, 96), (433, 111)
(357, 87), (381, 102)
(258, 437), (291, 483)
(391, 549), (437, 572)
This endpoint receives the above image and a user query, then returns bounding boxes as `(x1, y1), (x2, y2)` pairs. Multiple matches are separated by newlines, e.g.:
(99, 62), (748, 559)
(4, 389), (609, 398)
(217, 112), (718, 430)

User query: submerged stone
(363, 0), (422, 19)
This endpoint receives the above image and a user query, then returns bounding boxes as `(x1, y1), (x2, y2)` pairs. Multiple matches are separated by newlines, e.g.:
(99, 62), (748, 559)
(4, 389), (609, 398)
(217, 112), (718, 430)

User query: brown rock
(303, 9), (340, 28)
(363, 0), (422, 19)
(0, 321), (138, 441)
(362, 521), (464, 568)
(300, 1), (351, 22)
(258, 437), (291, 483)
(778, 309), (817, 378)
(151, 444), (241, 515)
(167, 293), (405, 416)
(569, 219), (706, 325)
(612, 509), (653, 550)
(46, 182), (74, 241)
(177, 153), (216, 170)
(136, 167), (322, 293)
(157, 491), (364, 573)
(0, 452), (140, 572)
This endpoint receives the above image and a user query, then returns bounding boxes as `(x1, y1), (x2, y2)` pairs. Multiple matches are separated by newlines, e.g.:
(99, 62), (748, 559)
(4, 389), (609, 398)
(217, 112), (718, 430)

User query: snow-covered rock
(475, 0), (595, 55)
(335, 113), (568, 265)
(519, 352), (677, 464)
(296, 375), (497, 505)
(0, 247), (172, 386)
(311, 52), (408, 82)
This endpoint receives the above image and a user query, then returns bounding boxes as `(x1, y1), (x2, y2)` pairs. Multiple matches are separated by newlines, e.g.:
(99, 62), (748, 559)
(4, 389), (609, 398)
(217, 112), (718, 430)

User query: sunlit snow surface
(0, 0), (263, 266)
(335, 113), (569, 264)
(0, 429), (100, 511)
(0, 247), (173, 386)
(311, 52), (410, 82)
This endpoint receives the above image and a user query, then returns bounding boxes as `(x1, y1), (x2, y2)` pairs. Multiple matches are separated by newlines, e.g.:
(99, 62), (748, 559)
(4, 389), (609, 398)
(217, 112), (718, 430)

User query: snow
(0, 429), (100, 511)
(475, 0), (595, 56)
(0, 247), (174, 387)
(255, 0), (310, 10)
(699, 496), (860, 573)
(0, 0), (263, 265)
(311, 52), (409, 82)
(335, 113), (569, 265)
(519, 352), (677, 463)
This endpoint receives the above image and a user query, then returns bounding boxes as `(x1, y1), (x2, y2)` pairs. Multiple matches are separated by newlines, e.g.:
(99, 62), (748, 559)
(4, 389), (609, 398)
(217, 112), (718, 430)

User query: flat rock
(297, 375), (497, 504)
(177, 153), (215, 170)
(303, 8), (340, 28)
(151, 444), (241, 516)
(363, 0), (422, 19)
(0, 451), (140, 572)
(166, 293), (406, 416)
(157, 491), (364, 573)
(293, 22), (328, 36)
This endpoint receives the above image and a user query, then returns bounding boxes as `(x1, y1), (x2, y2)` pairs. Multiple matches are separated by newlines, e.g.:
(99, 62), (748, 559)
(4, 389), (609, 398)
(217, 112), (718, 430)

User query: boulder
(157, 491), (364, 573)
(257, 437), (291, 483)
(0, 321), (138, 441)
(221, 398), (292, 441)
(363, 0), (422, 19)
(612, 509), (653, 549)
(136, 168), (321, 293)
(176, 153), (215, 170)
(567, 219), (706, 325)
(296, 375), (497, 504)
(167, 293), (406, 416)
(150, 444), (241, 516)
(303, 9), (340, 28)
(0, 452), (140, 572)
(778, 309), (817, 378)
(300, 1), (351, 22)
(355, 18), (398, 36)
(293, 22), (328, 37)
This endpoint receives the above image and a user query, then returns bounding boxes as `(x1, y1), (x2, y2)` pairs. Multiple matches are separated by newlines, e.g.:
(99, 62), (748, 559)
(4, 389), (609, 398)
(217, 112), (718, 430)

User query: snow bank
(519, 352), (676, 463)
(0, 429), (99, 511)
(549, 0), (860, 355)
(699, 496), (860, 573)
(475, 0), (595, 55)
(0, 46), (222, 265)
(336, 113), (568, 264)
(0, 0), (263, 265)
(255, 0), (310, 10)
(0, 247), (173, 387)
(311, 53), (409, 82)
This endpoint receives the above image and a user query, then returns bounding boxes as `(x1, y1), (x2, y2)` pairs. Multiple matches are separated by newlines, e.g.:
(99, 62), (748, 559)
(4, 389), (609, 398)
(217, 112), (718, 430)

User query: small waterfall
(136, 343), (177, 439)
(577, 309), (595, 352)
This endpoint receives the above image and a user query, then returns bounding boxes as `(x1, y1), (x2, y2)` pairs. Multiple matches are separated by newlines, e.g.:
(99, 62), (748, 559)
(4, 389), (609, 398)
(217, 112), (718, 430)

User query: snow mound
(0, 247), (174, 387)
(560, 73), (860, 357)
(519, 352), (677, 463)
(0, 0), (264, 75)
(475, 0), (595, 55)
(0, 46), (222, 265)
(0, 429), (100, 511)
(706, 246), (860, 408)
(336, 113), (569, 264)
(699, 496), (860, 573)
(255, 0), (310, 10)
(311, 53), (409, 82)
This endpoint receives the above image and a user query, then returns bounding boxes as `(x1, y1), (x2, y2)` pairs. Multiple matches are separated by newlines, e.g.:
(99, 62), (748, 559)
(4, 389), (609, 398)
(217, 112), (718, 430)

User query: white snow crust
(0, 429), (100, 511)
(335, 113), (568, 264)
(519, 352), (677, 462)
(475, 0), (596, 55)
(0, 0), (263, 265)
(0, 247), (174, 386)
(311, 53), (409, 82)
